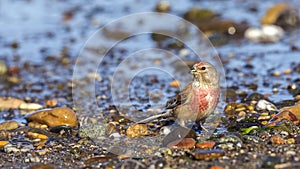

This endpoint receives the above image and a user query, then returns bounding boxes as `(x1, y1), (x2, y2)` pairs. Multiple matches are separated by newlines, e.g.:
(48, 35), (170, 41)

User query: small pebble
(155, 1), (170, 13)
(179, 49), (190, 57)
(0, 60), (7, 75)
(27, 132), (48, 140)
(283, 69), (291, 75)
(28, 163), (55, 169)
(45, 99), (58, 107)
(0, 141), (9, 148)
(160, 126), (171, 136)
(0, 97), (25, 110)
(126, 124), (149, 138)
(19, 103), (43, 110)
(79, 123), (106, 139)
(193, 149), (225, 160)
(0, 121), (19, 131)
(25, 107), (78, 128)
(256, 100), (277, 112)
(270, 135), (286, 144)
(195, 141), (215, 149)
(169, 80), (180, 87)
(272, 71), (281, 77)
(167, 138), (195, 149)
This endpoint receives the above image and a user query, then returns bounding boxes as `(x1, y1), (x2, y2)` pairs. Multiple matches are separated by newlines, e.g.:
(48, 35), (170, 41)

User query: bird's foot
(198, 121), (209, 133)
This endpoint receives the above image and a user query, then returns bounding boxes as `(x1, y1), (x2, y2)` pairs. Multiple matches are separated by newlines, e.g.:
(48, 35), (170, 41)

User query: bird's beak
(191, 69), (196, 74)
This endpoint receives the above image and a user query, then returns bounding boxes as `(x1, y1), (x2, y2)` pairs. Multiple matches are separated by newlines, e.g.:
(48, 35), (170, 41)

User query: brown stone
(126, 124), (149, 138)
(295, 135), (300, 144)
(280, 101), (300, 119)
(0, 141), (9, 148)
(0, 120), (19, 130)
(211, 166), (225, 169)
(27, 132), (48, 140)
(25, 107), (78, 128)
(85, 156), (112, 165)
(261, 3), (288, 24)
(270, 135), (286, 144)
(28, 164), (55, 169)
(194, 149), (225, 160)
(267, 110), (299, 127)
(261, 3), (299, 29)
(169, 80), (181, 87)
(167, 138), (196, 149)
(45, 99), (57, 108)
(0, 97), (25, 110)
(196, 141), (216, 149)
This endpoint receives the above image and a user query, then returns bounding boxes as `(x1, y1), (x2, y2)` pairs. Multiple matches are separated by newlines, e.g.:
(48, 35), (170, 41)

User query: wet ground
(0, 0), (300, 169)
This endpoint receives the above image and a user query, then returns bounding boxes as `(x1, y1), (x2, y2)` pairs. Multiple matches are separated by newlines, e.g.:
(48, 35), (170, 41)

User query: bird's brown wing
(165, 82), (192, 109)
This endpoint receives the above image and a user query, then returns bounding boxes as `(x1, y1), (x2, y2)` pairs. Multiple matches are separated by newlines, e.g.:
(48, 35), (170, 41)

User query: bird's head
(191, 62), (219, 86)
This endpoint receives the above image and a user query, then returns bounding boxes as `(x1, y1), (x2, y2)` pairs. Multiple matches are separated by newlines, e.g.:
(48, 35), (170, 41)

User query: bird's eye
(201, 67), (206, 70)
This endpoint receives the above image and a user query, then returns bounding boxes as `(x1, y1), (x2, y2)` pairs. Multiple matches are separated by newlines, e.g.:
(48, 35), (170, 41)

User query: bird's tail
(136, 109), (173, 124)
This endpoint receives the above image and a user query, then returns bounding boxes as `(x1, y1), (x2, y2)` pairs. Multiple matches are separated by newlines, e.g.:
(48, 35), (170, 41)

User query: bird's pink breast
(190, 88), (219, 113)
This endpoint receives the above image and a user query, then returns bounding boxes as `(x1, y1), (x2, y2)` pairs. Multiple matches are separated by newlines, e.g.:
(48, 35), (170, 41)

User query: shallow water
(0, 0), (299, 135)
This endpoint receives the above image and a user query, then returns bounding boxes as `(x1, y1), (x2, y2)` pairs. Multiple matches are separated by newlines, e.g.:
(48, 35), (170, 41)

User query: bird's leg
(197, 120), (209, 133)
(136, 109), (174, 124)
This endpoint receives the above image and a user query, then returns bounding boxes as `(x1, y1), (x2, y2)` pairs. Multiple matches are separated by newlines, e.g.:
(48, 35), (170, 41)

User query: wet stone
(25, 107), (78, 128)
(28, 163), (56, 169)
(105, 122), (117, 136)
(216, 135), (243, 150)
(0, 60), (7, 75)
(244, 93), (265, 103)
(261, 3), (299, 29)
(195, 141), (216, 149)
(193, 149), (225, 160)
(126, 124), (149, 138)
(169, 80), (180, 88)
(155, 1), (170, 13)
(85, 156), (112, 166)
(183, 8), (216, 23)
(0, 141), (9, 148)
(268, 120), (300, 135)
(27, 132), (48, 140)
(79, 123), (106, 139)
(19, 103), (43, 111)
(167, 138), (195, 150)
(45, 99), (57, 108)
(256, 100), (277, 112)
(210, 166), (225, 169)
(261, 156), (281, 168)
(244, 25), (284, 43)
(267, 111), (299, 127)
(4, 143), (34, 153)
(116, 159), (146, 169)
(270, 135), (286, 144)
(280, 101), (300, 119)
(0, 120), (19, 130)
(294, 135), (300, 144)
(0, 97), (25, 110)
(243, 135), (263, 144)
(49, 125), (73, 135)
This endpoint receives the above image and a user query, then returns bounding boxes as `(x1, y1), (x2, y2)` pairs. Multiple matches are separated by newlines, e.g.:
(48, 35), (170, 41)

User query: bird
(137, 61), (220, 128)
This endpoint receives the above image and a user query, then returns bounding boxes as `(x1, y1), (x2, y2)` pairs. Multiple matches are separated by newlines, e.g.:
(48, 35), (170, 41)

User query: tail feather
(136, 109), (173, 124)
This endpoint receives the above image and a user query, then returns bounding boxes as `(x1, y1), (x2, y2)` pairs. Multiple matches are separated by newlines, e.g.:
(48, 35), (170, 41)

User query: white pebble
(160, 126), (171, 135)
(244, 25), (284, 43)
(256, 100), (277, 112)
(179, 49), (190, 57)
(19, 103), (43, 110)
